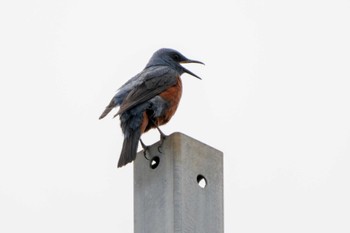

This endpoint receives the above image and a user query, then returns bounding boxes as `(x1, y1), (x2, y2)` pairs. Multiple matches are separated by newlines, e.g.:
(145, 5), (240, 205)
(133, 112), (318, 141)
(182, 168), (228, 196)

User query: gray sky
(1, 0), (350, 232)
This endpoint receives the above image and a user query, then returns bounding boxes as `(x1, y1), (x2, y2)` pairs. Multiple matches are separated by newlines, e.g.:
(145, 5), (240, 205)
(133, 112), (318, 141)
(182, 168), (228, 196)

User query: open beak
(180, 59), (205, 80)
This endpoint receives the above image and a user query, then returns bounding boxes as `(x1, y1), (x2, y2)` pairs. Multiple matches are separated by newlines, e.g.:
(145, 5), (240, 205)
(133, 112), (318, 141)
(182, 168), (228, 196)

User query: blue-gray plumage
(99, 48), (204, 167)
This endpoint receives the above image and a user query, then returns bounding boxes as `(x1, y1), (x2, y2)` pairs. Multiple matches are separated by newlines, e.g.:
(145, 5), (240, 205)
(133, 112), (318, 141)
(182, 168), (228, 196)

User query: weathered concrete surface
(134, 132), (223, 233)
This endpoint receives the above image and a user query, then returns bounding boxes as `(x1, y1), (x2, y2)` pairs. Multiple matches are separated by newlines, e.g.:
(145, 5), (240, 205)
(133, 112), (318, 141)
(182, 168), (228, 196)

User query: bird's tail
(118, 129), (141, 167)
(99, 99), (116, 120)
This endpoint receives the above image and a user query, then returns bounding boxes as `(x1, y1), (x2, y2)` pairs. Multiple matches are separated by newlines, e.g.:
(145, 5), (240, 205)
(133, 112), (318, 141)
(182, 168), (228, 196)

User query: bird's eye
(173, 54), (180, 60)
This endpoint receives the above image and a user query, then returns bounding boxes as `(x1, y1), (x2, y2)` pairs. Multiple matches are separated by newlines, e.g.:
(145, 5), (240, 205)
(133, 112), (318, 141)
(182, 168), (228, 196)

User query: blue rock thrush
(99, 48), (204, 167)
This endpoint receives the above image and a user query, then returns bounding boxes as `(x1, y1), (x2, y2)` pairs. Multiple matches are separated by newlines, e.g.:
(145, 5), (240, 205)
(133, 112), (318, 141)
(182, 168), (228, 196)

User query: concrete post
(134, 132), (223, 233)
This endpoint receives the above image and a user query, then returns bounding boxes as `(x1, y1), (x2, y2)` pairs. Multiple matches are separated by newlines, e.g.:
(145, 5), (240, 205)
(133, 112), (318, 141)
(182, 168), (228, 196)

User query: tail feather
(99, 99), (116, 119)
(118, 130), (141, 167)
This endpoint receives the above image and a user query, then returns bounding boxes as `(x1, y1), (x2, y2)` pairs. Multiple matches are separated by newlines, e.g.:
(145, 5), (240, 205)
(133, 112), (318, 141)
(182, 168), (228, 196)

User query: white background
(1, 0), (349, 232)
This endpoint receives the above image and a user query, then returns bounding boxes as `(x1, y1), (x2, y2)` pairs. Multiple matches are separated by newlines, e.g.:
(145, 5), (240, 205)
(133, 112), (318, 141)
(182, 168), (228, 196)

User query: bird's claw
(157, 145), (162, 153)
(140, 139), (151, 160)
(143, 150), (150, 161)
(157, 134), (167, 153)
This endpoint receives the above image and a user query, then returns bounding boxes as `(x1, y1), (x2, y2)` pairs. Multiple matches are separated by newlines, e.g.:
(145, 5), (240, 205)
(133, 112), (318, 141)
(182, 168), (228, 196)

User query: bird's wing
(115, 66), (178, 116)
(99, 72), (143, 119)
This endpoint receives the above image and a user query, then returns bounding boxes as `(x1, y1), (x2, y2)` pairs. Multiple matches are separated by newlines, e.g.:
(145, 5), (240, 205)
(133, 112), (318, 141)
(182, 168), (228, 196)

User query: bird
(99, 48), (204, 167)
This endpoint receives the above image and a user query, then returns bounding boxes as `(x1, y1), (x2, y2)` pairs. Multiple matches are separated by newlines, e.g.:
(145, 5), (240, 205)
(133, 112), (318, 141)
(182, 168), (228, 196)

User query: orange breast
(157, 77), (183, 126)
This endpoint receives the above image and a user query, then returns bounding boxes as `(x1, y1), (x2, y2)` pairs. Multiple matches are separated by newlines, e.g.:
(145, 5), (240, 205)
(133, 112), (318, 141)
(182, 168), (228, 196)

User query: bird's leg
(140, 139), (150, 160)
(154, 126), (167, 153)
(149, 118), (167, 153)
(155, 125), (167, 142)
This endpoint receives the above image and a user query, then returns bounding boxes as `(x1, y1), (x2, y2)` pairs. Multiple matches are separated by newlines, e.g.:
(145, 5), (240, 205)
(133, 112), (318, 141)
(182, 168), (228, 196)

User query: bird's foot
(140, 139), (150, 160)
(157, 130), (167, 153)
(155, 126), (167, 141)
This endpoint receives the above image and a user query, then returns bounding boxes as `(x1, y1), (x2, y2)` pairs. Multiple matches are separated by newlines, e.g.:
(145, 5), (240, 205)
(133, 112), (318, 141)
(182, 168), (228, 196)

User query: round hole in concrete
(197, 174), (207, 188)
(150, 156), (160, 169)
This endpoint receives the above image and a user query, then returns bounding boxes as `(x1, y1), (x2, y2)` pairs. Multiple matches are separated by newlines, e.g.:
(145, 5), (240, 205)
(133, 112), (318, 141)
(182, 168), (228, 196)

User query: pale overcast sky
(1, 0), (350, 232)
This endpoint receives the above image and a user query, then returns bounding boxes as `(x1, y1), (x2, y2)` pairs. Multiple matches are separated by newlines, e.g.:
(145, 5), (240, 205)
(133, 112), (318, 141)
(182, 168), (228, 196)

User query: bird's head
(146, 48), (204, 79)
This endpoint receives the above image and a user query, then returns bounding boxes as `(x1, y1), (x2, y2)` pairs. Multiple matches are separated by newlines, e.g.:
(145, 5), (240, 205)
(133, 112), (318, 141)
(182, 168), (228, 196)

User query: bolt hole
(150, 156), (160, 169)
(197, 174), (207, 188)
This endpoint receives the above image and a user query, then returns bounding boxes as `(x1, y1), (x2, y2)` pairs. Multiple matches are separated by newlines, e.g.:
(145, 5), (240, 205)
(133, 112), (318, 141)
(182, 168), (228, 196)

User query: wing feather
(115, 67), (179, 116)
